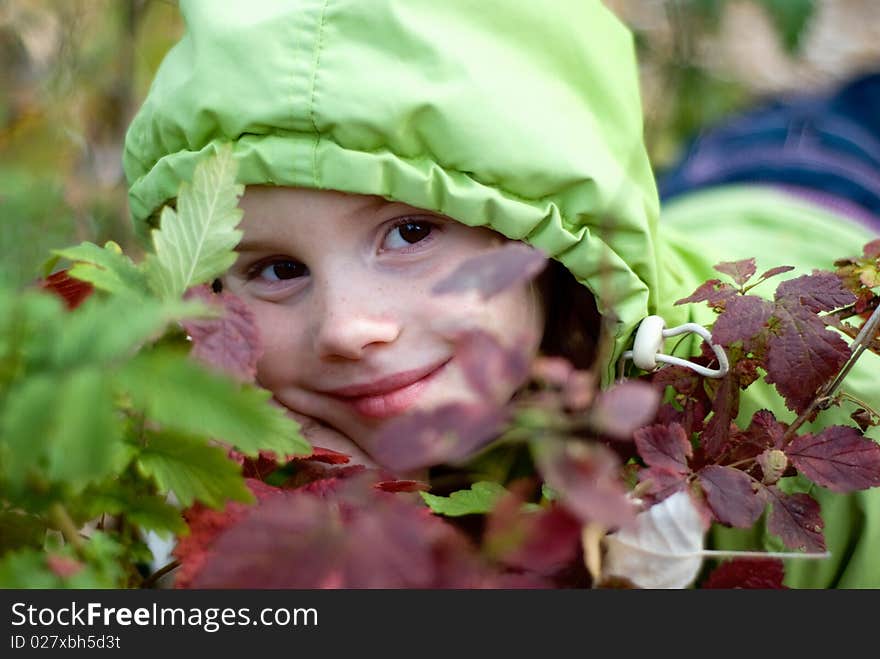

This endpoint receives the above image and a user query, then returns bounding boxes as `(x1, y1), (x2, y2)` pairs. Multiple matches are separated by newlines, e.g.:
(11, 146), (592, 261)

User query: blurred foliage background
(2, 0), (879, 290)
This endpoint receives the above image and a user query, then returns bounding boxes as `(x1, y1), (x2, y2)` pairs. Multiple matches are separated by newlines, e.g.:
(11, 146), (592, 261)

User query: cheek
(248, 305), (309, 388)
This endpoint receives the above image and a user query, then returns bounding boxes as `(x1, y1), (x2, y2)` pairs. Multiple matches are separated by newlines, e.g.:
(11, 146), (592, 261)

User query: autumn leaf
(701, 558), (787, 589)
(589, 381), (661, 439)
(182, 284), (262, 383)
(697, 465), (765, 528)
(431, 242), (547, 301)
(714, 258), (756, 286)
(602, 490), (709, 589)
(785, 426), (880, 493)
(764, 487), (825, 553)
(634, 422), (692, 473)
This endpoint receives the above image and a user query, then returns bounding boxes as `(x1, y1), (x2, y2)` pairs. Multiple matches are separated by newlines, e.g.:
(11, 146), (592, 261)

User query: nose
(311, 284), (401, 360)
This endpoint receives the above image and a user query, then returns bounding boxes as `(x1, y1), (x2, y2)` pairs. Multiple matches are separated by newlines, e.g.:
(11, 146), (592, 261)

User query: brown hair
(535, 258), (601, 370)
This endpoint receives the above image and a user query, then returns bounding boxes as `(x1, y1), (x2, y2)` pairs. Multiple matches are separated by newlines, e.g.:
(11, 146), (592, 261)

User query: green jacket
(123, 0), (880, 587)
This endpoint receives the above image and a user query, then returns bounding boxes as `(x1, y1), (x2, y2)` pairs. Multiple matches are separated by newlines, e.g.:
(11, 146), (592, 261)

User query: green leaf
(136, 428), (254, 508)
(52, 295), (209, 370)
(117, 349), (310, 458)
(145, 145), (244, 299)
(0, 368), (125, 493)
(0, 532), (126, 588)
(420, 481), (508, 516)
(756, 0), (815, 53)
(0, 510), (47, 555)
(85, 486), (186, 538)
(53, 240), (150, 298)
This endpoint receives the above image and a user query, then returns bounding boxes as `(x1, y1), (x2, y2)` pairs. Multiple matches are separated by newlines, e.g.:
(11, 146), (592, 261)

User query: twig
(142, 560), (181, 589)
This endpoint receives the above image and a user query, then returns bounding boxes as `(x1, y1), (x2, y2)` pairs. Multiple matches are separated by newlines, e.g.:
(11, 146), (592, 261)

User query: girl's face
(223, 186), (544, 458)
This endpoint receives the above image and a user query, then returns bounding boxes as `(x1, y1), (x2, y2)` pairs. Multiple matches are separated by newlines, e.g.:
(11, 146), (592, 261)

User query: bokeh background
(2, 0), (879, 289)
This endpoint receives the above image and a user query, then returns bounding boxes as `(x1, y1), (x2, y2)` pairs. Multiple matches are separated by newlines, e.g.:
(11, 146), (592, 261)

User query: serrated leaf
(675, 279), (737, 308)
(431, 242), (547, 301)
(137, 429), (254, 508)
(634, 422), (692, 473)
(765, 486), (825, 552)
(53, 295), (208, 370)
(785, 426), (880, 493)
(0, 369), (124, 493)
(714, 258), (756, 286)
(116, 349), (309, 458)
(603, 490), (708, 589)
(85, 487), (186, 537)
(775, 271), (855, 313)
(711, 295), (774, 346)
(54, 241), (149, 299)
(146, 145), (244, 300)
(697, 465), (765, 528)
(182, 285), (262, 382)
(420, 481), (508, 516)
(38, 270), (94, 309)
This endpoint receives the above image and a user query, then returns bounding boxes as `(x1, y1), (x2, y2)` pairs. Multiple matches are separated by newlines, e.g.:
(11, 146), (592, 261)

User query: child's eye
(382, 218), (436, 251)
(249, 259), (309, 282)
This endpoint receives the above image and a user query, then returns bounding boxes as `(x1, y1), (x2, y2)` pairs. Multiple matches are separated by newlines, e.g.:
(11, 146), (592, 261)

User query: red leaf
(535, 440), (635, 528)
(675, 279), (738, 308)
(765, 487), (825, 553)
(714, 258), (756, 286)
(701, 558), (787, 589)
(485, 495), (583, 577)
(373, 479), (431, 493)
(590, 381), (661, 439)
(190, 478), (492, 588)
(697, 465), (765, 528)
(369, 402), (507, 473)
(40, 270), (94, 310)
(711, 296), (773, 346)
(635, 467), (688, 504)
(300, 446), (352, 465)
(864, 239), (880, 259)
(785, 426), (880, 493)
(182, 285), (262, 383)
(634, 423), (692, 473)
(765, 307), (851, 414)
(775, 271), (856, 314)
(744, 410), (787, 450)
(758, 266), (795, 282)
(431, 242), (548, 301)
(453, 329), (532, 401)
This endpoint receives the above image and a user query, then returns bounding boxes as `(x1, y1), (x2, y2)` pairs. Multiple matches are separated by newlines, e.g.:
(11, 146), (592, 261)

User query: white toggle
(620, 315), (729, 379)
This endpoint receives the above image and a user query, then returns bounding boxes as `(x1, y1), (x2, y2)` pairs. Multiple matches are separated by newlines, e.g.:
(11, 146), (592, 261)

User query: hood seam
(308, 0), (331, 189)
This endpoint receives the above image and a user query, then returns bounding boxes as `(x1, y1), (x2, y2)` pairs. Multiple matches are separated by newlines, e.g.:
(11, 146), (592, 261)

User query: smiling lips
(325, 358), (451, 419)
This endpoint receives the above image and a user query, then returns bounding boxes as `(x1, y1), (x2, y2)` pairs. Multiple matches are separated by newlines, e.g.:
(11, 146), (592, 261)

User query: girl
(123, 0), (880, 587)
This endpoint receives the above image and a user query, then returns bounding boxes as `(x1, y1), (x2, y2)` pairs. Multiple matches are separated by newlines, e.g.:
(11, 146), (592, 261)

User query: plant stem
(783, 302), (880, 443)
(142, 560), (180, 589)
(48, 503), (85, 553)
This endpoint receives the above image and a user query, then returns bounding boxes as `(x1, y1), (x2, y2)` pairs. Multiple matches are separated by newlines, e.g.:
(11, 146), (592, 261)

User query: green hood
(123, 0), (661, 383)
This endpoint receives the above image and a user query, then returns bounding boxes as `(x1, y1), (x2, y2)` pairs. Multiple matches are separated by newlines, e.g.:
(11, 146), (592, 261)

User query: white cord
(619, 315), (729, 379)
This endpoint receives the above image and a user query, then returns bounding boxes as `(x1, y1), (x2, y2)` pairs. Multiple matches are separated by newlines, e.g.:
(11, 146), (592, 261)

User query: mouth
(325, 358), (452, 419)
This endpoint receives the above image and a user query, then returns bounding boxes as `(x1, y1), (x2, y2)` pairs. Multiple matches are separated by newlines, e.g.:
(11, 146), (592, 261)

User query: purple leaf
(635, 467), (688, 504)
(711, 295), (774, 346)
(454, 329), (532, 401)
(431, 242), (548, 301)
(697, 465), (765, 528)
(765, 487), (825, 553)
(759, 266), (795, 282)
(192, 478), (491, 588)
(675, 279), (738, 308)
(182, 285), (262, 382)
(633, 422), (692, 473)
(535, 439), (635, 529)
(765, 307), (851, 414)
(702, 558), (786, 589)
(590, 381), (661, 440)
(775, 271), (856, 313)
(714, 259), (756, 286)
(369, 402), (507, 473)
(785, 426), (880, 493)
